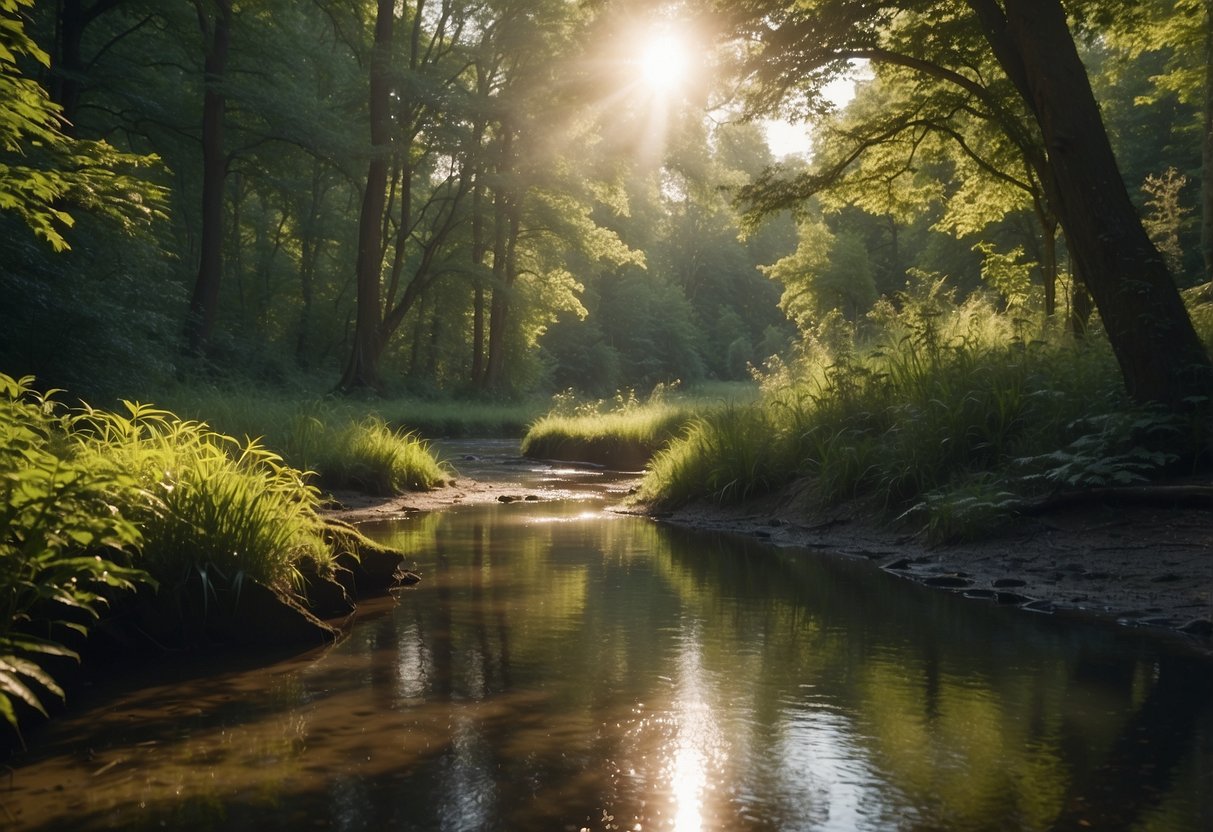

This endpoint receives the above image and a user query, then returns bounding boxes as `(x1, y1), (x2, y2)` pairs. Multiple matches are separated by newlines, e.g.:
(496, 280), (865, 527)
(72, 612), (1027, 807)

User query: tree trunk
(338, 0), (394, 393)
(184, 0), (231, 357)
(470, 170), (488, 387)
(484, 199), (523, 392)
(1068, 261), (1094, 338)
(483, 194), (511, 392)
(1030, 201), (1058, 318)
(295, 164), (324, 370)
(483, 121), (519, 392)
(51, 0), (127, 129)
(51, 0), (85, 131)
(1202, 0), (1213, 282)
(969, 0), (1213, 409)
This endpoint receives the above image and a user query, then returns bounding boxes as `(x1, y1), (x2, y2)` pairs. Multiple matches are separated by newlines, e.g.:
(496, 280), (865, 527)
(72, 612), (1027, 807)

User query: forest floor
(329, 474), (1213, 650)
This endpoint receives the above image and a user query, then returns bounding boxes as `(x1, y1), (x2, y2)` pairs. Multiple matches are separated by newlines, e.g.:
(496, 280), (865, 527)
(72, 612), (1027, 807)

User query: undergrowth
(75, 402), (341, 595)
(0, 375), (149, 743)
(639, 287), (1212, 542)
(521, 382), (755, 469)
(157, 391), (451, 494)
(0, 375), (396, 743)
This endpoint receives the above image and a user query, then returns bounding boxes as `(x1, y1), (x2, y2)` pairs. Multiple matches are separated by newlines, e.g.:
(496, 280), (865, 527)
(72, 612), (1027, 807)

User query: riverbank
(332, 474), (1213, 648)
(644, 484), (1213, 644)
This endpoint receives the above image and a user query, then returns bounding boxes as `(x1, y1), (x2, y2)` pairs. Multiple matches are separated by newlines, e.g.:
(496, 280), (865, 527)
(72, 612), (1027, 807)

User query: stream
(4, 440), (1212, 831)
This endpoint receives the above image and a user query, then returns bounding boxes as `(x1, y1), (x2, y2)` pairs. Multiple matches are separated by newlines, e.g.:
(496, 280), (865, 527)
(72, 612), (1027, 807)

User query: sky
(761, 76), (860, 159)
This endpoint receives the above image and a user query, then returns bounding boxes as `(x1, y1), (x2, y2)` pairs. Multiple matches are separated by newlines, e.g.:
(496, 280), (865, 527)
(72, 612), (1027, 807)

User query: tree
(184, 0), (231, 356)
(340, 0), (485, 393)
(0, 0), (161, 252)
(722, 0), (1213, 409)
(342, 0), (396, 392)
(1097, 0), (1212, 282)
(972, 0), (1211, 407)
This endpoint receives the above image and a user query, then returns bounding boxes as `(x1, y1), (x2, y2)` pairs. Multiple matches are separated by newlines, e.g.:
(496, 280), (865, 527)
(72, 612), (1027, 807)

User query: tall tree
(970, 0), (1210, 406)
(339, 0), (481, 392)
(184, 0), (232, 356)
(723, 0), (1213, 408)
(342, 0), (395, 391)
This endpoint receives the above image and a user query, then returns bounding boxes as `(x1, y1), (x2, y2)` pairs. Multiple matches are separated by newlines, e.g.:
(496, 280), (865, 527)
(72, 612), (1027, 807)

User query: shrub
(314, 417), (449, 495)
(0, 375), (149, 742)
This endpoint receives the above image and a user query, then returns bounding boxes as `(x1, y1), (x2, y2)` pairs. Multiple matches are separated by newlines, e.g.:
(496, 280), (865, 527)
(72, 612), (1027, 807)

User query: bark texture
(969, 0), (1212, 408)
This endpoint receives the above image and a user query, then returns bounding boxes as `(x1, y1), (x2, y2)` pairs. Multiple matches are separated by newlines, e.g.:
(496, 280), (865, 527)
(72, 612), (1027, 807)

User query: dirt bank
(640, 482), (1213, 649)
(329, 476), (1213, 649)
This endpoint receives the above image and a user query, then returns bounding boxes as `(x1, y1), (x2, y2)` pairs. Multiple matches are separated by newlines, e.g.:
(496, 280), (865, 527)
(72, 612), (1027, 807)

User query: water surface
(4, 447), (1211, 831)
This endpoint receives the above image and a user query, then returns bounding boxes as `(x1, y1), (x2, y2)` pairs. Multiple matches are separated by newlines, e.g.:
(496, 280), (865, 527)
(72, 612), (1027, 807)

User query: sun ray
(639, 32), (690, 96)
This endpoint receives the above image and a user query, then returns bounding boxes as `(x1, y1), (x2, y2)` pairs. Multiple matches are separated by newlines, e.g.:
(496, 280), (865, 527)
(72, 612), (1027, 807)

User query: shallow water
(4, 445), (1212, 831)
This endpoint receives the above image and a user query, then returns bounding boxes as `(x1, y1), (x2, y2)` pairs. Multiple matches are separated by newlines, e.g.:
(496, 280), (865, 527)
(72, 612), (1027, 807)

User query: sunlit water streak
(3, 451), (1212, 831)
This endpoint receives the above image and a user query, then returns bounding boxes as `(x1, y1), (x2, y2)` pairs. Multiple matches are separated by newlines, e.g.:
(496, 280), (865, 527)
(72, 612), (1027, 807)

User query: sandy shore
(328, 474), (1213, 649)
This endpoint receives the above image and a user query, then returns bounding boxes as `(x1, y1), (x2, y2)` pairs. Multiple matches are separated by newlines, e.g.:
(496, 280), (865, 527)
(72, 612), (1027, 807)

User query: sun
(638, 31), (690, 95)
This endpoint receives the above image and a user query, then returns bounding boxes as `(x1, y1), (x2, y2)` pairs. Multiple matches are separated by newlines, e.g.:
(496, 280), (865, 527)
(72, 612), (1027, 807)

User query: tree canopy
(0, 0), (1206, 409)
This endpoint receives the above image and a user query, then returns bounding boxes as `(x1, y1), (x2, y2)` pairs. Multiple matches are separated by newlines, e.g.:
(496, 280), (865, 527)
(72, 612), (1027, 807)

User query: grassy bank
(157, 389), (537, 494)
(0, 375), (428, 745)
(521, 383), (757, 469)
(637, 292), (1213, 542)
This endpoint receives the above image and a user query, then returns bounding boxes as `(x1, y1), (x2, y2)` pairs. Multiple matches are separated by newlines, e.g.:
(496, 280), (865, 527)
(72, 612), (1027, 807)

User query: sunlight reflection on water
(4, 481), (1213, 832)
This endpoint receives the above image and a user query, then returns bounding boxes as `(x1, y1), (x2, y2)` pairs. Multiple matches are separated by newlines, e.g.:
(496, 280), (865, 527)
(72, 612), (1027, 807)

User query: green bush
(522, 382), (755, 469)
(157, 389), (462, 492)
(0, 375), (149, 741)
(313, 416), (449, 495)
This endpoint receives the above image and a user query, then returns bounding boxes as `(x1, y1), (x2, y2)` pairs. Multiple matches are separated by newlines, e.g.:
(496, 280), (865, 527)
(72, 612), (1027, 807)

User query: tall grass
(521, 382), (757, 469)
(1, 375), (418, 739)
(0, 376), (149, 741)
(640, 291), (1211, 541)
(75, 403), (340, 595)
(156, 390), (453, 494)
(163, 387), (541, 441)
(313, 416), (450, 495)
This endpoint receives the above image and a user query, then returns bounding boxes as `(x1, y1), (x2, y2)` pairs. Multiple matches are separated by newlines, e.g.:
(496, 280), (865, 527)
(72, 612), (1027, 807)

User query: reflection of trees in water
(15, 508), (1211, 830)
(644, 524), (1213, 830)
(317, 508), (1213, 829)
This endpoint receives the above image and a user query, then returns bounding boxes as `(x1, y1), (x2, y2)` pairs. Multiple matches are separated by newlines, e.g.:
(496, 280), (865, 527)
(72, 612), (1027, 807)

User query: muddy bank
(637, 482), (1213, 648)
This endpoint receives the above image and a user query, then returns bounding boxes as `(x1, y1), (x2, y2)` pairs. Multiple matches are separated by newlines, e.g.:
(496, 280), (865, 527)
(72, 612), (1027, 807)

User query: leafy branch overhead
(0, 0), (165, 251)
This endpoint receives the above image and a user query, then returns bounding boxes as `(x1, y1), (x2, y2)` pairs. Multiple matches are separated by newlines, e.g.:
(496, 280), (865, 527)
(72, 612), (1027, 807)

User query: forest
(1, 0), (1210, 404)
(2, 0), (1213, 754)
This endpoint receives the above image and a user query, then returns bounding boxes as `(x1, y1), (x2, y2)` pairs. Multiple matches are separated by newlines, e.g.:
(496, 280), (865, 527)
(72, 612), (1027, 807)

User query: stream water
(4, 441), (1212, 831)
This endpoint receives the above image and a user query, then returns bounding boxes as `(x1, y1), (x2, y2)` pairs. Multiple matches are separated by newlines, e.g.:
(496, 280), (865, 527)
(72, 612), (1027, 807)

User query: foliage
(522, 382), (754, 469)
(0, 374), (148, 741)
(1140, 167), (1191, 276)
(311, 417), (449, 497)
(0, 0), (164, 251)
(639, 291), (1202, 541)
(158, 387), (523, 492)
(74, 403), (340, 597)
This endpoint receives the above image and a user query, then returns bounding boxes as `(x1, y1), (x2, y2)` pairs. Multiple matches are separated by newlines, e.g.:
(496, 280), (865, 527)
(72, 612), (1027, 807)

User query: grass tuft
(522, 382), (756, 469)
(75, 402), (340, 595)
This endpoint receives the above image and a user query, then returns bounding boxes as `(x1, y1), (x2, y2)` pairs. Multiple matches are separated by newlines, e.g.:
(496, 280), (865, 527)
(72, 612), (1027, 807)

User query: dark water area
(4, 443), (1212, 831)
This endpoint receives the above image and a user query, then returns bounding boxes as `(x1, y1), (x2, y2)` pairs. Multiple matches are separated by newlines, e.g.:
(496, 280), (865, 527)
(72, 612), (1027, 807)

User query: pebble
(1179, 619), (1213, 638)
(992, 578), (1026, 588)
(922, 575), (972, 589)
